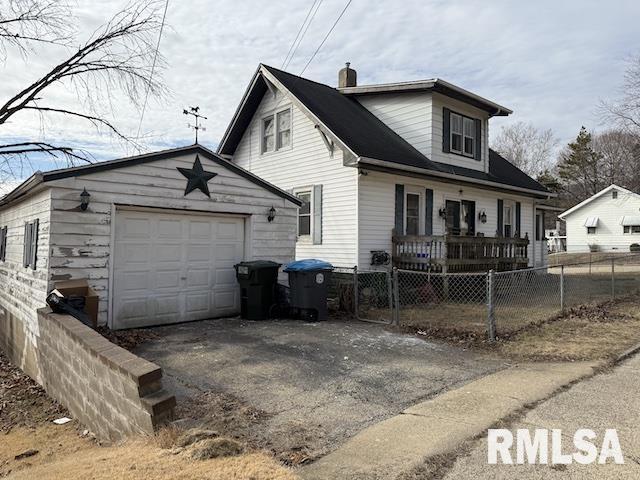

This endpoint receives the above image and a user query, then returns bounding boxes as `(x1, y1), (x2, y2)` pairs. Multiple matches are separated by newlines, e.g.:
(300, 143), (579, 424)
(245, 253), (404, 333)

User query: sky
(1, 0), (639, 188)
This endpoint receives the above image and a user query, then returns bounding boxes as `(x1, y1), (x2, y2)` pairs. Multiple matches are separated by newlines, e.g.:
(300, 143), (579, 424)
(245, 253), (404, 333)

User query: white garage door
(113, 209), (244, 329)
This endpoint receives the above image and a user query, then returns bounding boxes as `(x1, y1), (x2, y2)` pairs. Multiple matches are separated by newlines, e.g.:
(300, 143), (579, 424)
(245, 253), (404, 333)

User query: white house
(559, 184), (640, 253)
(0, 144), (300, 378)
(217, 64), (553, 270)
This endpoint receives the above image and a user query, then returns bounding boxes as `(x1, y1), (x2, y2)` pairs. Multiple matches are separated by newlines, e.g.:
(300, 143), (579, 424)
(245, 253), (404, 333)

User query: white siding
(357, 92), (432, 158)
(431, 93), (489, 172)
(232, 88), (358, 267)
(358, 171), (536, 268)
(46, 152), (297, 325)
(0, 188), (52, 379)
(564, 188), (640, 252)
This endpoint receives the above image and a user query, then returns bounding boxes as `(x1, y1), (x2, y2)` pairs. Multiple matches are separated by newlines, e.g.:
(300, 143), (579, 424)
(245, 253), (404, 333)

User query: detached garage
(0, 144), (300, 376)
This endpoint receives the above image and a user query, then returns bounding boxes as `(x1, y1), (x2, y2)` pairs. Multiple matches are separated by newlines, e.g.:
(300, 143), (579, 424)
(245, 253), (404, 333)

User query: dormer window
(450, 112), (475, 158)
(262, 107), (292, 154)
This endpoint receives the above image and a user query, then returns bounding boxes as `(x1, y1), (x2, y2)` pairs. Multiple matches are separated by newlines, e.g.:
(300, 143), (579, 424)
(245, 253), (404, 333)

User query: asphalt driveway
(135, 318), (505, 461)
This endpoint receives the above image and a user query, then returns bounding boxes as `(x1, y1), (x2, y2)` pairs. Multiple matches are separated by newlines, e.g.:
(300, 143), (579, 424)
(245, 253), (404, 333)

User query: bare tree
(491, 121), (558, 177)
(0, 0), (166, 185)
(592, 129), (640, 191)
(601, 54), (640, 134)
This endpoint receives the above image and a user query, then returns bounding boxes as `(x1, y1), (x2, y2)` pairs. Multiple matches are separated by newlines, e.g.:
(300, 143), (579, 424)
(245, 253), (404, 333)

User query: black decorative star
(177, 155), (217, 197)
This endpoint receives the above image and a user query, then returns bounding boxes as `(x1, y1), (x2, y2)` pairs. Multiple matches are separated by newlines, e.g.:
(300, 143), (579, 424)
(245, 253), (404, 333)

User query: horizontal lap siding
(357, 92), (432, 158)
(564, 190), (640, 252)
(233, 89), (357, 267)
(358, 171), (535, 268)
(48, 152), (297, 325)
(0, 189), (52, 380)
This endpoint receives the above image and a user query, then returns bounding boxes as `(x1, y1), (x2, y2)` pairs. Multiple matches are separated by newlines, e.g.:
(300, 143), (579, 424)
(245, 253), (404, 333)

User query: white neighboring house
(218, 63), (554, 270)
(559, 184), (640, 253)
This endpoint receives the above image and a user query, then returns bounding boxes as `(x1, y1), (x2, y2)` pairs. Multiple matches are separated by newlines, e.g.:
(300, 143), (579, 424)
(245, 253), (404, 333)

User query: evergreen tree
(557, 127), (603, 200)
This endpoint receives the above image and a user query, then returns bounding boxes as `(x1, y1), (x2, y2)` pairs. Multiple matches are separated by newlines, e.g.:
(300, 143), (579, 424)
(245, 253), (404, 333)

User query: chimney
(338, 62), (357, 88)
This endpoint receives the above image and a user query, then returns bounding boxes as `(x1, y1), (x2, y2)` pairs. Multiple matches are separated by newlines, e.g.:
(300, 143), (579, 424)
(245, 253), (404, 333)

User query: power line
(299, 0), (352, 76)
(283, 0), (323, 70)
(281, 0), (318, 69)
(135, 0), (170, 148)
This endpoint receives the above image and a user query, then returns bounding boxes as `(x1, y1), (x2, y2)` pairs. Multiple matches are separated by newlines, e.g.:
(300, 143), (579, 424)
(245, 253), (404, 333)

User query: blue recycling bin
(284, 259), (333, 321)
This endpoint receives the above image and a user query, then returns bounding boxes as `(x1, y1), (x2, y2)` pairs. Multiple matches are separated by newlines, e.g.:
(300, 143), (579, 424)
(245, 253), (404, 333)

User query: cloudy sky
(1, 0), (639, 186)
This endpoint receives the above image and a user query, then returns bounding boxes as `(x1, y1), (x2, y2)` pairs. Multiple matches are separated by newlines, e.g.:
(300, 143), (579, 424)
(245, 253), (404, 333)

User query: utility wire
(283, 0), (323, 70)
(299, 0), (352, 76)
(281, 0), (318, 69)
(135, 0), (170, 148)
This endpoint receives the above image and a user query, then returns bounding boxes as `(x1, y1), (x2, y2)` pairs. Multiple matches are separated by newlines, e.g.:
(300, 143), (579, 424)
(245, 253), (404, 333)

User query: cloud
(1, 0), (639, 183)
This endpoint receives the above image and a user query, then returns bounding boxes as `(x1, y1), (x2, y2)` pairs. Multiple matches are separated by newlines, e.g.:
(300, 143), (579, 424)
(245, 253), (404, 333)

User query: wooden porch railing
(392, 233), (529, 272)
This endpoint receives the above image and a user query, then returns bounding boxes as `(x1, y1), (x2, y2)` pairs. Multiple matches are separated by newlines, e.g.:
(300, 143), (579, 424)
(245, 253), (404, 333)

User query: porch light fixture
(267, 206), (276, 222)
(478, 210), (487, 224)
(80, 188), (91, 211)
(438, 207), (447, 219)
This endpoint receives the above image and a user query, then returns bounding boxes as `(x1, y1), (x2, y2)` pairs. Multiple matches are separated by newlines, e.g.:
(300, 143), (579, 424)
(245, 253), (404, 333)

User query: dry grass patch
(2, 424), (297, 480)
(498, 297), (640, 361)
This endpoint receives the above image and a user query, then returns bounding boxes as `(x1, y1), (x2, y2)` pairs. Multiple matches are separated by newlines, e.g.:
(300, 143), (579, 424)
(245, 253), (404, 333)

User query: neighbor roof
(0, 144), (302, 208)
(218, 65), (549, 197)
(559, 184), (640, 219)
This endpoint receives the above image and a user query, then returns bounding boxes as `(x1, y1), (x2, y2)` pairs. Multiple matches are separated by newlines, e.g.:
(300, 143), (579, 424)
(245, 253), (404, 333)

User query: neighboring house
(0, 144), (299, 379)
(218, 63), (553, 271)
(559, 184), (640, 253)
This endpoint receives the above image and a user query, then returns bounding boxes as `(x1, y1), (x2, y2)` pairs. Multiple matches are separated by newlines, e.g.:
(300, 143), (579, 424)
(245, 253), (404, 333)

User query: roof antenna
(183, 106), (207, 144)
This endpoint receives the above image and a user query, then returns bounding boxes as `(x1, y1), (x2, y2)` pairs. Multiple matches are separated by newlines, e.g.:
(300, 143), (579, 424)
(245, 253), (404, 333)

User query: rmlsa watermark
(488, 429), (624, 465)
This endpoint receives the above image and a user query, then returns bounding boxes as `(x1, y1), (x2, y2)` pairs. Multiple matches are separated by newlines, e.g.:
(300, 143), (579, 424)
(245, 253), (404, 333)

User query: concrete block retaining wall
(4, 307), (175, 441)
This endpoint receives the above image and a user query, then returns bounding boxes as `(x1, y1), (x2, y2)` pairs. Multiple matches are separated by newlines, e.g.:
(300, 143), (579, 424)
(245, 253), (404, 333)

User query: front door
(445, 200), (461, 235)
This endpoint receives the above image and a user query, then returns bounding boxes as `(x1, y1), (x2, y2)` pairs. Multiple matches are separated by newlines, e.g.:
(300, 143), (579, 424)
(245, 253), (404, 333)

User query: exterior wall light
(267, 206), (276, 222)
(478, 210), (487, 224)
(80, 188), (91, 211)
(438, 207), (447, 219)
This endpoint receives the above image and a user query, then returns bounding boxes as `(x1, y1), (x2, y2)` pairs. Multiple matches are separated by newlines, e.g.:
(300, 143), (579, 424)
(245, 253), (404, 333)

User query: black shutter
(474, 118), (482, 161)
(23, 223), (30, 268)
(31, 219), (39, 270)
(497, 199), (504, 237)
(425, 188), (434, 235)
(515, 202), (521, 238)
(0, 226), (6, 261)
(394, 184), (405, 235)
(442, 108), (451, 153)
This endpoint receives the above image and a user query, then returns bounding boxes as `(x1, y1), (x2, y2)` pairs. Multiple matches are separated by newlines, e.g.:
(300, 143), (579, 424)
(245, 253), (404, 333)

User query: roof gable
(0, 144), (302, 208)
(559, 184), (640, 218)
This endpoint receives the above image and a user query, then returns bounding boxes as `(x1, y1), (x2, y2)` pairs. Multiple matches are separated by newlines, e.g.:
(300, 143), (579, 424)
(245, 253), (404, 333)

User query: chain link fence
(329, 254), (640, 340)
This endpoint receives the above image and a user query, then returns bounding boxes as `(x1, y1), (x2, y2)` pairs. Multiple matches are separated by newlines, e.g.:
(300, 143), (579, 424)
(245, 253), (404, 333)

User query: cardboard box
(52, 279), (99, 328)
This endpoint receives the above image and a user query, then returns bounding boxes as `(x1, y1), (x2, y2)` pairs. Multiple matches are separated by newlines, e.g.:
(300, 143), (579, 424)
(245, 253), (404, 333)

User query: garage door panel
(113, 210), (244, 329)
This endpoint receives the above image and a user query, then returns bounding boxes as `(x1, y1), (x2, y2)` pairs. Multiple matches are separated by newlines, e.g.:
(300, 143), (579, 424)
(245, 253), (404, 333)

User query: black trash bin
(284, 259), (333, 321)
(234, 260), (281, 320)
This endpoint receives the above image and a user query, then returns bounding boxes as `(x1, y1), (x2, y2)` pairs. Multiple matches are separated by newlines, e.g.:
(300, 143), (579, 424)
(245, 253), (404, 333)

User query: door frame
(108, 204), (250, 328)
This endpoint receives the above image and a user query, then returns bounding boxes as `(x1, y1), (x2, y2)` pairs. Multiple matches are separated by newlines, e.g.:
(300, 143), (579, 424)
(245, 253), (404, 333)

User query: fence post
(392, 267), (400, 324)
(353, 265), (359, 317)
(486, 269), (496, 342)
(387, 270), (394, 323)
(611, 258), (615, 300)
(560, 264), (565, 314)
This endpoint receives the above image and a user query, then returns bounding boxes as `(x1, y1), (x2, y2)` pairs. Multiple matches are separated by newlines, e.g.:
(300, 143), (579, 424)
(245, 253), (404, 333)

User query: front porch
(392, 233), (530, 272)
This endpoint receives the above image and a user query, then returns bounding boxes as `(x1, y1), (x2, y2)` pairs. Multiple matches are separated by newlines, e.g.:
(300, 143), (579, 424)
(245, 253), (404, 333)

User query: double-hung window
(405, 193), (420, 235)
(450, 112), (476, 158)
(262, 107), (292, 153)
(503, 204), (513, 237)
(297, 190), (312, 237)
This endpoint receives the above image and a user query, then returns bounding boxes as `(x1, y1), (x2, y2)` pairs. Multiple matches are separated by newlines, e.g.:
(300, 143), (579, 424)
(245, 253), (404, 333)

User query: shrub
(588, 243), (600, 253)
(630, 243), (640, 252)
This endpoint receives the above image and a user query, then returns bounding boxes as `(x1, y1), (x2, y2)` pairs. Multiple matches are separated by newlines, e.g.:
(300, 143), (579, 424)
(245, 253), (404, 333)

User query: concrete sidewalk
(301, 361), (597, 480)
(443, 353), (640, 479)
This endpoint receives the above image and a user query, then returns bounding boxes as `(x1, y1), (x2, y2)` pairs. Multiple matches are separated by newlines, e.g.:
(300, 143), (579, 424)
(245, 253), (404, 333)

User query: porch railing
(392, 233), (529, 272)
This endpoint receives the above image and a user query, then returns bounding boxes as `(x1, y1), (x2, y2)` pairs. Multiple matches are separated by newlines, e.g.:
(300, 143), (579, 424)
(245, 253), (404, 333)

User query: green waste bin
(234, 260), (281, 320)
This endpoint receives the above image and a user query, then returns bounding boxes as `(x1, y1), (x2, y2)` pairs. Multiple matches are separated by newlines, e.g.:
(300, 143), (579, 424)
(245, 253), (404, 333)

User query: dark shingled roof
(219, 65), (549, 195)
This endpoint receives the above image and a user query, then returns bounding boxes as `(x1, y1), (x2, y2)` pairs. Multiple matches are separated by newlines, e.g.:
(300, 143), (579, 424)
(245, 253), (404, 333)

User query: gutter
(357, 156), (554, 198)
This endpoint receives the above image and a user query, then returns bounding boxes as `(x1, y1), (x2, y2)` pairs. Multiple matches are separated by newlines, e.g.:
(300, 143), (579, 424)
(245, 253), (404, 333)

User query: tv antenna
(183, 106), (207, 143)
